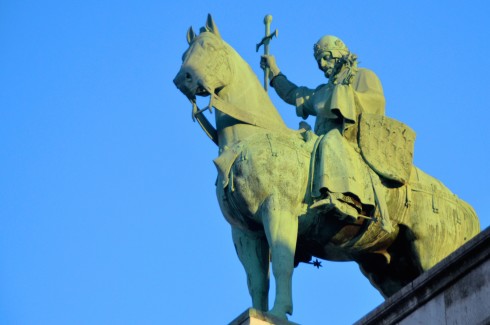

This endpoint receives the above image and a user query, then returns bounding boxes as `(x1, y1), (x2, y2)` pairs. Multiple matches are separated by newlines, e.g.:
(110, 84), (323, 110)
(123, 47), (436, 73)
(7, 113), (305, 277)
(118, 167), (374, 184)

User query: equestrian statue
(173, 14), (480, 320)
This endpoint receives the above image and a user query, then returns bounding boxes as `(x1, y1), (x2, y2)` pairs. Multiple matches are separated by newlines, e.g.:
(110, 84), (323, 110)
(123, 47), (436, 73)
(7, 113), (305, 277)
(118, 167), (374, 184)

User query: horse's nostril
(173, 71), (185, 88)
(186, 72), (192, 80)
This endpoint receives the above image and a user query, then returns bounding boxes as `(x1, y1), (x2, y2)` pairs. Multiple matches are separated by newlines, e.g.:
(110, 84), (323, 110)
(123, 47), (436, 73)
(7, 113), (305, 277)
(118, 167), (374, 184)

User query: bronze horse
(173, 15), (480, 320)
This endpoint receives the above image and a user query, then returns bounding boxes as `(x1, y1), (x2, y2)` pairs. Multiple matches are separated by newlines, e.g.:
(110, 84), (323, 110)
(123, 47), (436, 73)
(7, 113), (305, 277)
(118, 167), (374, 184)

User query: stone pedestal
(229, 309), (298, 325)
(355, 227), (490, 325)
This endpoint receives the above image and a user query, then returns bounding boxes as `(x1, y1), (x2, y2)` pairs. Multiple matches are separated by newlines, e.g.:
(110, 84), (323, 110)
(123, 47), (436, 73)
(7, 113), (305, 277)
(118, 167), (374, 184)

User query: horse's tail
(457, 199), (480, 241)
(402, 167), (480, 269)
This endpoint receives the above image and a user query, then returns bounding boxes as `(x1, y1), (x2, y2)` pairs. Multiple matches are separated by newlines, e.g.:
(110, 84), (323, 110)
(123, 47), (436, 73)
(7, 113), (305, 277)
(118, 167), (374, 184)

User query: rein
(191, 98), (218, 145)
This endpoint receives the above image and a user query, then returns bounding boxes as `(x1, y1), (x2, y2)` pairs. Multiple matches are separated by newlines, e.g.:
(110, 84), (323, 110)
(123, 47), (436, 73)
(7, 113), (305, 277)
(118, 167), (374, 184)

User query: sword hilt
(256, 29), (278, 53)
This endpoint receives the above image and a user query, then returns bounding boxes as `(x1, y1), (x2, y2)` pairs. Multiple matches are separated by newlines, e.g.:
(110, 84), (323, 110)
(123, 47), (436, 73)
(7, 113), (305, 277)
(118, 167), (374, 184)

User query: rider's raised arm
(271, 73), (318, 119)
(261, 54), (318, 119)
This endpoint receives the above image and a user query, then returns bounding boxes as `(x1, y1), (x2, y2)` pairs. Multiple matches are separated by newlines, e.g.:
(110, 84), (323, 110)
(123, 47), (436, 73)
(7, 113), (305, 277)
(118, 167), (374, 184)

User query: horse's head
(173, 14), (232, 101)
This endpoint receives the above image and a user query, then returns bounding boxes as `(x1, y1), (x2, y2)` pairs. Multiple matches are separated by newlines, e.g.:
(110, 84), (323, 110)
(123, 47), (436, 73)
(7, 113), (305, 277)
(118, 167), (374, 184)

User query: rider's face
(317, 52), (336, 78)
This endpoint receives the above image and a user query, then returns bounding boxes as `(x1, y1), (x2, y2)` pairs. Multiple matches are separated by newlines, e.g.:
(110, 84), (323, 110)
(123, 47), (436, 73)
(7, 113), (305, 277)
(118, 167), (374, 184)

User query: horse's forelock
(182, 31), (226, 62)
(181, 31), (233, 91)
(196, 32), (225, 51)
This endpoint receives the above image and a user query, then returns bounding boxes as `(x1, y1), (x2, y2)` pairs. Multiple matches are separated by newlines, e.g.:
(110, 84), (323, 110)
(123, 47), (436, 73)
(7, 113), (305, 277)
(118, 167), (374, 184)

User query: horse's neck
(216, 53), (287, 149)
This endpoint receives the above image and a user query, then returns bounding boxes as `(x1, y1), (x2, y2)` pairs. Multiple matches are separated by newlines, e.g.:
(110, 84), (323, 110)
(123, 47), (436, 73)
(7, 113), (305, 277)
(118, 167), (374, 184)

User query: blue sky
(1, 1), (489, 324)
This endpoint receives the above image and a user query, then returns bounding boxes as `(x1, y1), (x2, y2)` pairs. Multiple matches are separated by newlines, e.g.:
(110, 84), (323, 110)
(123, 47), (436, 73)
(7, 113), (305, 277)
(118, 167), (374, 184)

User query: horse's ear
(186, 26), (196, 44)
(206, 14), (221, 38)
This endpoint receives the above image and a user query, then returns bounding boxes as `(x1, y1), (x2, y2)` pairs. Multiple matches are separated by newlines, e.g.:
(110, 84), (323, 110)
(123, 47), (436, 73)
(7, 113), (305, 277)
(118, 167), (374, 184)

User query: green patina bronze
(173, 14), (480, 320)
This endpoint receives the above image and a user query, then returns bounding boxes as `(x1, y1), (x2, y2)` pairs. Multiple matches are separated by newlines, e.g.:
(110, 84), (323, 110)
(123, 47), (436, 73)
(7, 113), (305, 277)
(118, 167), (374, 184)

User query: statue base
(229, 308), (299, 325)
(355, 226), (490, 325)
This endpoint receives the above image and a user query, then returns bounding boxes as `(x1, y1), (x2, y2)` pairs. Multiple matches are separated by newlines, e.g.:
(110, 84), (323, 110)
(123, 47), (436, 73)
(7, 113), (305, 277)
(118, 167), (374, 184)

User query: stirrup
(331, 204), (359, 223)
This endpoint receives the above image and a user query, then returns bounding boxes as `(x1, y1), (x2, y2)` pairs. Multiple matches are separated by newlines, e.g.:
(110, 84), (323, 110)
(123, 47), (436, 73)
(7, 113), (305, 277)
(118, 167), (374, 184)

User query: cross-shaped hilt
(256, 14), (278, 91)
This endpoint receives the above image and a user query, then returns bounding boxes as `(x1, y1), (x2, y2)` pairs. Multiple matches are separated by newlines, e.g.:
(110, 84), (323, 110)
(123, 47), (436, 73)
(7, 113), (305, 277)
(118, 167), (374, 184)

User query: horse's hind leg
(260, 195), (298, 319)
(232, 226), (270, 312)
(358, 225), (424, 297)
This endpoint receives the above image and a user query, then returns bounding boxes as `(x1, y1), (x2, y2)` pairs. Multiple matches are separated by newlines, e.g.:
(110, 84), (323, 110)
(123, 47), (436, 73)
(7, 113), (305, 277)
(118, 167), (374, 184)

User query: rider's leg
(310, 128), (375, 222)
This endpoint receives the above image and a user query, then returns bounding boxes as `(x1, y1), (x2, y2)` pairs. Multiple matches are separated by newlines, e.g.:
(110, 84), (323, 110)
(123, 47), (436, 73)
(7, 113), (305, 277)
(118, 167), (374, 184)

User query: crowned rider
(261, 35), (387, 223)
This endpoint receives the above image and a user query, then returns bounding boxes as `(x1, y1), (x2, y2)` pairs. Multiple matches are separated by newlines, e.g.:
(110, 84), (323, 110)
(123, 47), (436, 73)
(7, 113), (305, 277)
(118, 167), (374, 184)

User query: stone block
(355, 227), (490, 325)
(229, 309), (299, 325)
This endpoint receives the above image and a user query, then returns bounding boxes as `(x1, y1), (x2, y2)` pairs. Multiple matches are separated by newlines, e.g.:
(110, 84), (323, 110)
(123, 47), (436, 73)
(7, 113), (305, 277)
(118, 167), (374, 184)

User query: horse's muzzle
(173, 69), (193, 97)
(174, 68), (211, 99)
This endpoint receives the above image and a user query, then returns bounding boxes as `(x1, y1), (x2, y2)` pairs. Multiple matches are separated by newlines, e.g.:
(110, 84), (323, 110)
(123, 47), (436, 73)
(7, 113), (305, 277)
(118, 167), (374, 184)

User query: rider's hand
(260, 55), (281, 79)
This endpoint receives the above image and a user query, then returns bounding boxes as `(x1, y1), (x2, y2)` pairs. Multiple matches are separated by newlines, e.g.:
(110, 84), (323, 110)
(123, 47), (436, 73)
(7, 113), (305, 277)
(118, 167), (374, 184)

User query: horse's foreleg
(232, 226), (270, 312)
(261, 195), (298, 319)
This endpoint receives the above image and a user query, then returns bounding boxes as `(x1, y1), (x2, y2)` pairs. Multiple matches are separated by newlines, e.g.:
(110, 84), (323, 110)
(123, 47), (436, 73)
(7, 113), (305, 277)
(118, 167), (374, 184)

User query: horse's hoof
(266, 312), (288, 321)
(266, 308), (290, 321)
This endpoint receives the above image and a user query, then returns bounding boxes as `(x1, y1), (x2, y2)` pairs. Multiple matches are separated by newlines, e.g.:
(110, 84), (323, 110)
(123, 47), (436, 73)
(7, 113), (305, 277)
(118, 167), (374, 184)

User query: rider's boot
(310, 192), (363, 223)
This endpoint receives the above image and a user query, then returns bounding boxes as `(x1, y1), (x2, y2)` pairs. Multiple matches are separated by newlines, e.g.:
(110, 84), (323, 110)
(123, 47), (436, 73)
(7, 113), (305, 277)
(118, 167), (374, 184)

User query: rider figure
(261, 35), (386, 222)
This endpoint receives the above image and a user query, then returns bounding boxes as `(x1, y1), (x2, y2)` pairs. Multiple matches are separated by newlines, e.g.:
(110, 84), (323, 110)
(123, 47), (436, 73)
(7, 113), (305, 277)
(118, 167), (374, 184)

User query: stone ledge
(355, 226), (490, 325)
(229, 308), (300, 325)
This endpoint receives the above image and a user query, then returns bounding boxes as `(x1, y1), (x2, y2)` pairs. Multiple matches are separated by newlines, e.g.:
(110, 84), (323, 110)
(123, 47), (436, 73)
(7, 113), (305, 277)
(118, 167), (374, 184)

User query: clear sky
(1, 1), (489, 324)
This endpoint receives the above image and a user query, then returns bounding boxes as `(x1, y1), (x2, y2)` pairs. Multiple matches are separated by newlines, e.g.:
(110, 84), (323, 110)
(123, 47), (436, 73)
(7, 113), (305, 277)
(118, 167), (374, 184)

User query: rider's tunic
(271, 67), (386, 208)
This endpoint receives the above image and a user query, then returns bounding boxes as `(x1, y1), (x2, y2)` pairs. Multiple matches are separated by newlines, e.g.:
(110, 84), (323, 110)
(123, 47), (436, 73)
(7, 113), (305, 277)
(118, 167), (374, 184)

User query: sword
(256, 14), (278, 91)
